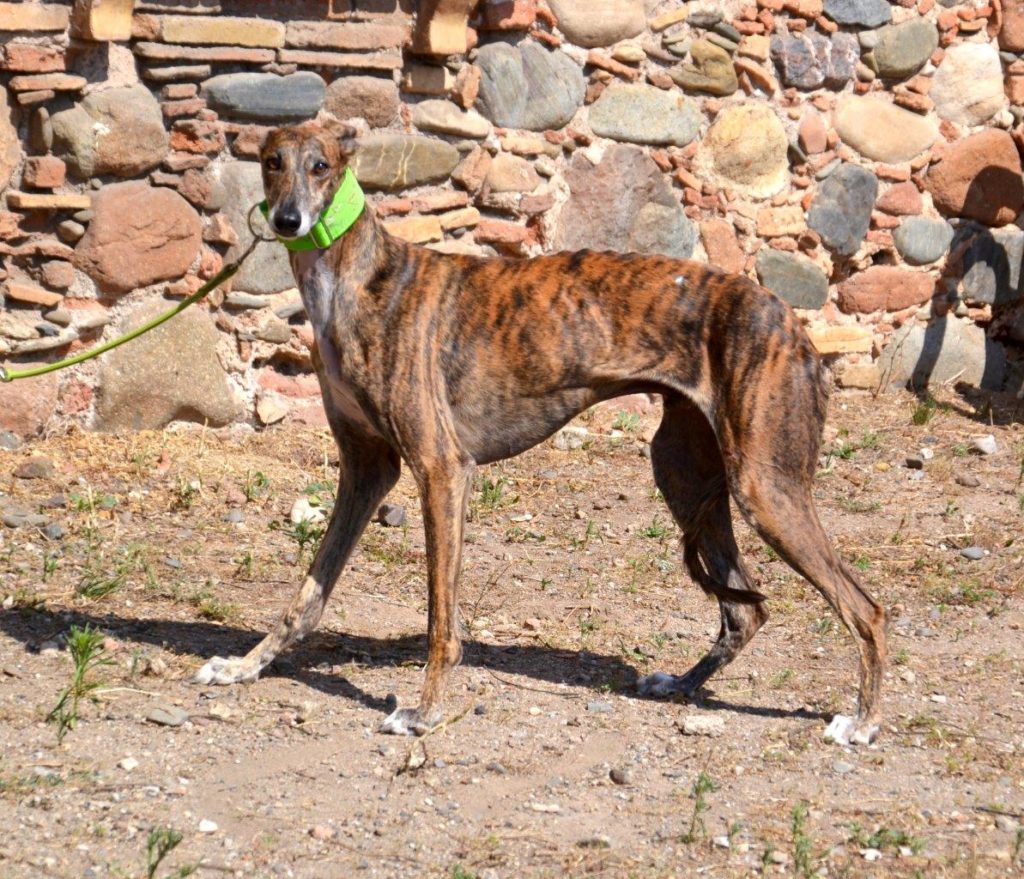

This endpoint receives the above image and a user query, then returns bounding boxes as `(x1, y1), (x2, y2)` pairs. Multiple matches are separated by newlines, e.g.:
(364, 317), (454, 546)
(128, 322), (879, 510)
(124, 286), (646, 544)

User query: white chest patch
(292, 251), (378, 435)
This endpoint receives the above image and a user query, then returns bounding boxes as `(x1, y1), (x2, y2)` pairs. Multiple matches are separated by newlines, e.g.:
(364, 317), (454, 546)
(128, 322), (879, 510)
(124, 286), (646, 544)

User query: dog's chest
(292, 252), (377, 434)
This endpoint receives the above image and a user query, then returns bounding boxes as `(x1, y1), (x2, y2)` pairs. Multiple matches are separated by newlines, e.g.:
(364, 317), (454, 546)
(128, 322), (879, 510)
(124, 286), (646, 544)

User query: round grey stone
(872, 18), (938, 80)
(893, 217), (954, 266)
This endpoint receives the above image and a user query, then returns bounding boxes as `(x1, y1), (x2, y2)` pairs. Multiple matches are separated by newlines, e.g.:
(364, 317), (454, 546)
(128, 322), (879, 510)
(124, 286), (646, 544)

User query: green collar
(259, 167), (365, 252)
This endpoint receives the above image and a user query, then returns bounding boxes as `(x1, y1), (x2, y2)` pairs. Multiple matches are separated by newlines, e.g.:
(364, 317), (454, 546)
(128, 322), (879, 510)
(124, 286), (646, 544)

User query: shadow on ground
(0, 606), (827, 722)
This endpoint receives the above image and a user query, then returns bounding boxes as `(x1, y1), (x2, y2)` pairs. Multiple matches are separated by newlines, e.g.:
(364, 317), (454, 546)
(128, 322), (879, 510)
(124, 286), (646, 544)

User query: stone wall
(0, 0), (1022, 436)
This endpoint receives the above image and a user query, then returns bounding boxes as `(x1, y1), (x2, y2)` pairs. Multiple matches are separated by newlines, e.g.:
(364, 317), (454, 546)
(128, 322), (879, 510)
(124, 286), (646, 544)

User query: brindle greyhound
(195, 118), (887, 745)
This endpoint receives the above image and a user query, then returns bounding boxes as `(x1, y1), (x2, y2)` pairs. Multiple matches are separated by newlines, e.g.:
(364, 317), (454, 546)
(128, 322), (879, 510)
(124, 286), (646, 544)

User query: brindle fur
(195, 119), (887, 744)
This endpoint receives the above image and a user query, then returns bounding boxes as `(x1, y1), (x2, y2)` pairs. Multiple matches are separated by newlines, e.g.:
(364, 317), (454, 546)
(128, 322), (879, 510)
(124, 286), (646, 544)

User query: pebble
(146, 705), (189, 727)
(919, 447), (934, 461)
(713, 835), (731, 848)
(587, 699), (613, 714)
(995, 814), (1019, 833)
(377, 503), (406, 527)
(960, 546), (985, 561)
(289, 496), (325, 525)
(578, 834), (611, 849)
(955, 472), (980, 488)
(309, 825), (335, 841)
(862, 848), (882, 861)
(198, 819), (218, 834)
(474, 703), (487, 715)
(609, 766), (632, 786)
(970, 435), (997, 456)
(13, 458), (55, 479)
(833, 761), (855, 774)
(43, 522), (64, 540)
(118, 757), (139, 771)
(223, 508), (244, 524)
(0, 431), (22, 450)
(679, 715), (725, 737)
(905, 455), (924, 470)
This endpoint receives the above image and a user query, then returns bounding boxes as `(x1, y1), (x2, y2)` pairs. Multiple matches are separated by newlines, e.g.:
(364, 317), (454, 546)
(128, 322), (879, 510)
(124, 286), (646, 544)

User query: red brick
(481, 0), (536, 30)
(0, 212), (24, 240)
(275, 49), (402, 70)
(230, 125), (271, 159)
(15, 89), (54, 106)
(0, 2), (68, 31)
(474, 218), (535, 253)
(8, 73), (85, 92)
(162, 97), (205, 119)
(837, 266), (934, 314)
(875, 181), (922, 215)
(169, 119), (225, 154)
(0, 43), (64, 73)
(162, 82), (198, 100)
(133, 41), (275, 64)
(23, 156), (65, 189)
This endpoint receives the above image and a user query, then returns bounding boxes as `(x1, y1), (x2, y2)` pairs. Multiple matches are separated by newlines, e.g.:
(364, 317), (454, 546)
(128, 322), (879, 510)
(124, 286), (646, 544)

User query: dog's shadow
(0, 607), (827, 722)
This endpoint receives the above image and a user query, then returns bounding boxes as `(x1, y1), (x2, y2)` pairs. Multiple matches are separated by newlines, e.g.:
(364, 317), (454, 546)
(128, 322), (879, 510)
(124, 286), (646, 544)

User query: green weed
(681, 771), (717, 844)
(47, 625), (112, 743)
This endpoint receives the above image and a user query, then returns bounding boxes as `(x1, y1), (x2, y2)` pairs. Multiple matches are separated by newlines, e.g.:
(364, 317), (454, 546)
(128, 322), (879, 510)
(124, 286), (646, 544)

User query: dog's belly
(453, 384), (656, 465)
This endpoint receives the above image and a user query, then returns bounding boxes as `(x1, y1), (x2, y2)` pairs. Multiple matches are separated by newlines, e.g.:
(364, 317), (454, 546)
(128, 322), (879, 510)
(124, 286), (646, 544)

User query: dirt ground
(0, 386), (1021, 879)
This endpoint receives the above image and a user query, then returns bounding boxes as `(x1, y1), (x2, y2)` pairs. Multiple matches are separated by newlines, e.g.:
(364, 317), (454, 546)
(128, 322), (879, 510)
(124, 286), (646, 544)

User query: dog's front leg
(195, 435), (400, 686)
(381, 455), (473, 735)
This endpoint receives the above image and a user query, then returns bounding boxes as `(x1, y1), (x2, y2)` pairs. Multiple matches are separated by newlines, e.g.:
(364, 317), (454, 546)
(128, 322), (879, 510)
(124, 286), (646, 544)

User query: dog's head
(259, 115), (358, 240)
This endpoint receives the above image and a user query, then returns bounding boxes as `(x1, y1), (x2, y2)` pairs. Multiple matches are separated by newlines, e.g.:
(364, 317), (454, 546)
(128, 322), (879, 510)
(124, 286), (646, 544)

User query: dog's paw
(637, 671), (694, 699)
(193, 655), (260, 686)
(824, 714), (879, 746)
(379, 706), (438, 737)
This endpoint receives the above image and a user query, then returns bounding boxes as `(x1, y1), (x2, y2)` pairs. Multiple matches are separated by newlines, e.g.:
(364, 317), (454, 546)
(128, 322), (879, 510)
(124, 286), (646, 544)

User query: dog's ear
(316, 111), (358, 159)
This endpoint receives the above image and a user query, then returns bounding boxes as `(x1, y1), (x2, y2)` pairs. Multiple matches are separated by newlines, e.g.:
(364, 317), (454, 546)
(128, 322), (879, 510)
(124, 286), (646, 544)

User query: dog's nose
(274, 209), (302, 236)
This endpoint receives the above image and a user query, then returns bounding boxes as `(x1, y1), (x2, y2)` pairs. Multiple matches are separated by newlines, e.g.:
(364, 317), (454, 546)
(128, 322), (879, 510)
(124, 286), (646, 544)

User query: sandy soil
(0, 387), (1021, 879)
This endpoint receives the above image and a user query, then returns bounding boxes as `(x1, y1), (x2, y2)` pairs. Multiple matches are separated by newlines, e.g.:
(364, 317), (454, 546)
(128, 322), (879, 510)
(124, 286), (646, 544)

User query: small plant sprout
(47, 625), (112, 743)
(681, 771), (718, 844)
(146, 826), (195, 879)
(791, 801), (816, 878)
(641, 515), (669, 539)
(244, 470), (271, 502)
(612, 410), (641, 433)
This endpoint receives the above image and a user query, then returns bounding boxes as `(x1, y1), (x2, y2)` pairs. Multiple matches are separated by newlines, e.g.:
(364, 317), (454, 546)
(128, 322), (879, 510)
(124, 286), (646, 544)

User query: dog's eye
(312, 160), (330, 175)
(265, 155), (282, 172)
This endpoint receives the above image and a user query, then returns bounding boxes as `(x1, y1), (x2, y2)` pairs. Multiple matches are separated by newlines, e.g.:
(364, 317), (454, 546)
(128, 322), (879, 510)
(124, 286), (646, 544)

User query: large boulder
(73, 182), (201, 294)
(878, 318), (1007, 392)
(220, 161), (295, 296)
(931, 42), (1005, 127)
(95, 299), (242, 430)
(351, 134), (460, 190)
(201, 72), (325, 123)
(925, 130), (1023, 227)
(51, 85), (168, 178)
(475, 42), (585, 131)
(588, 82), (700, 147)
(807, 163), (878, 256)
(696, 103), (789, 199)
(555, 144), (696, 258)
(548, 0), (645, 48)
(1000, 0), (1024, 51)
(834, 96), (937, 163)
(323, 75), (400, 128)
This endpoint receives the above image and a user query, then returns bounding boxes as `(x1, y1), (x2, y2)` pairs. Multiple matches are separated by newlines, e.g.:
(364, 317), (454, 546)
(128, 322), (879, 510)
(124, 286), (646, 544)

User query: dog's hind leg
(195, 434), (400, 686)
(638, 394), (769, 700)
(714, 369), (887, 744)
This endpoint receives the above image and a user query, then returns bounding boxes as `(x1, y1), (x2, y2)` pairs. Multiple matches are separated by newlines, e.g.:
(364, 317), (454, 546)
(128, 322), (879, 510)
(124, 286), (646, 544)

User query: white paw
(825, 714), (878, 746)
(193, 655), (260, 686)
(637, 671), (681, 698)
(379, 706), (437, 737)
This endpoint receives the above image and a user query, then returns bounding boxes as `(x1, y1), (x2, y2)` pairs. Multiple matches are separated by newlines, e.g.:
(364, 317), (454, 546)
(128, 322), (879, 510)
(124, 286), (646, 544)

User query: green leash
(0, 239), (255, 383)
(0, 176), (367, 384)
